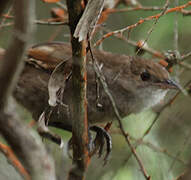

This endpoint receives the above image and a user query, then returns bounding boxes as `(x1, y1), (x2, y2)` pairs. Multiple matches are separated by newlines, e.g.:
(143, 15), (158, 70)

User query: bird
(13, 42), (178, 160)
(18, 42), (178, 124)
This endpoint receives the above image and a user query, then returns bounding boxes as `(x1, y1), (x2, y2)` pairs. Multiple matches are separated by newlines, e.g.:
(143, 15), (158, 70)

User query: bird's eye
(140, 71), (150, 81)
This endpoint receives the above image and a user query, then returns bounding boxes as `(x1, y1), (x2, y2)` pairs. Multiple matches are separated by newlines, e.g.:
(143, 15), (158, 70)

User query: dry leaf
(48, 59), (72, 107)
(74, 0), (104, 41)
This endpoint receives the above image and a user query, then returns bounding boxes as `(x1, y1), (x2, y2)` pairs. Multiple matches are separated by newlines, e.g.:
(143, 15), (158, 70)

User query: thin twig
(136, 0), (169, 55)
(168, 129), (191, 172)
(0, 142), (30, 180)
(129, 136), (187, 166)
(101, 27), (164, 58)
(89, 44), (151, 180)
(112, 127), (187, 165)
(95, 1), (191, 47)
(174, 0), (179, 51)
(113, 6), (165, 13)
(112, 5), (191, 15)
(0, 16), (68, 26)
(123, 104), (168, 164)
(181, 52), (191, 61)
(179, 62), (191, 70)
(48, 26), (63, 41)
(167, 80), (191, 172)
(101, 27), (191, 70)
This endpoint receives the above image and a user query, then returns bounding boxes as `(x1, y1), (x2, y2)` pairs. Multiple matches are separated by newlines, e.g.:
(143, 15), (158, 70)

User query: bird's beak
(166, 79), (188, 95)
(165, 79), (179, 89)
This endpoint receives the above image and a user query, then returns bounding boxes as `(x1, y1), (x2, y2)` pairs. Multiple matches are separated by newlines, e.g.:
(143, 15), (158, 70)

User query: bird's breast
(131, 87), (168, 113)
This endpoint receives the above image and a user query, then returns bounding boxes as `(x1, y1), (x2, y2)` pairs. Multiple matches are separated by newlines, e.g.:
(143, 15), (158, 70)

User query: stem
(66, 1), (89, 179)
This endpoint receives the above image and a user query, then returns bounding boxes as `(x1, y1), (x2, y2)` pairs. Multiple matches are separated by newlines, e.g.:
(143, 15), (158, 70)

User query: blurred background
(0, 0), (191, 179)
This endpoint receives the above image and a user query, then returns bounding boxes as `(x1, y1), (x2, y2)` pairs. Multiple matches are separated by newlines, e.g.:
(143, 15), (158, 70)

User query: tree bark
(66, 1), (89, 179)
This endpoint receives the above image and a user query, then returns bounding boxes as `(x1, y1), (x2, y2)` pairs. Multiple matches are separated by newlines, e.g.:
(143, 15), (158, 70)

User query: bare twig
(168, 129), (191, 172)
(89, 44), (150, 180)
(0, 142), (30, 180)
(112, 5), (191, 15)
(113, 6), (165, 13)
(123, 103), (169, 164)
(48, 26), (63, 41)
(101, 27), (191, 71)
(0, 16), (68, 26)
(167, 80), (191, 172)
(174, 0), (179, 51)
(135, 0), (169, 55)
(181, 52), (191, 61)
(111, 129), (187, 180)
(179, 62), (191, 70)
(128, 136), (187, 166)
(95, 1), (191, 47)
(100, 27), (164, 58)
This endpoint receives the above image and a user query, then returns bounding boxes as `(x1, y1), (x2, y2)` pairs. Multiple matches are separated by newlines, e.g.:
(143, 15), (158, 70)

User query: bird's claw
(89, 125), (112, 165)
(67, 125), (112, 165)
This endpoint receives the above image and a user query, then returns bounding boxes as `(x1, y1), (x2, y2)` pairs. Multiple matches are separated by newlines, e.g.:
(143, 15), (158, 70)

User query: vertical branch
(66, 1), (89, 179)
(0, 0), (33, 109)
(0, 1), (56, 179)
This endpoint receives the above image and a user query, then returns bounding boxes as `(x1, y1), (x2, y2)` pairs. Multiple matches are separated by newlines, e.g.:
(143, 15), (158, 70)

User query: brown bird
(17, 42), (178, 124)
(13, 42), (178, 159)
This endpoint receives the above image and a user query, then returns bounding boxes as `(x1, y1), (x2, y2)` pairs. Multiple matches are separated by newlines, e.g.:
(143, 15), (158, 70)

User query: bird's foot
(89, 125), (112, 165)
(67, 125), (112, 165)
